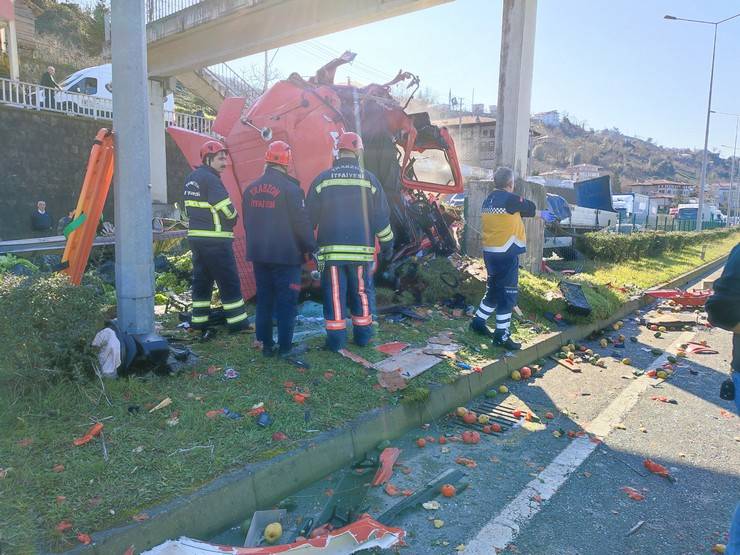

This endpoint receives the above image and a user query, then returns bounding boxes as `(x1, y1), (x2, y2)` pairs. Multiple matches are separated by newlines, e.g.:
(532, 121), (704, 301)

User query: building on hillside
(433, 115), (497, 171)
(630, 180), (696, 200)
(565, 163), (600, 182)
(532, 110), (560, 127)
(711, 183), (732, 211)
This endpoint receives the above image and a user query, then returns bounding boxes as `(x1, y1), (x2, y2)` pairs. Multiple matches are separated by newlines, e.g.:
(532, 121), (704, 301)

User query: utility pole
(111, 0), (154, 335)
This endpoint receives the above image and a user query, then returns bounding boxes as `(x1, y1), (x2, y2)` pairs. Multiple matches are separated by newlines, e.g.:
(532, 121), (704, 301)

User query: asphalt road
(209, 270), (739, 555)
(360, 277), (739, 554)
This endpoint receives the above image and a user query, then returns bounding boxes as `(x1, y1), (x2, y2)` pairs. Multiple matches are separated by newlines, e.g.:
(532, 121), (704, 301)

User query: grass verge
(0, 230), (737, 552)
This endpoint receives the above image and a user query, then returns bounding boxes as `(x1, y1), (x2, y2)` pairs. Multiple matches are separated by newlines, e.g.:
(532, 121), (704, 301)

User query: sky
(221, 0), (740, 155)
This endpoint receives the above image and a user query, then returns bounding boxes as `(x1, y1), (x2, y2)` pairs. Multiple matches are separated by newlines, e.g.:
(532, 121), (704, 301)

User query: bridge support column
(148, 78), (169, 206)
(494, 0), (537, 178)
(4, 19), (19, 80)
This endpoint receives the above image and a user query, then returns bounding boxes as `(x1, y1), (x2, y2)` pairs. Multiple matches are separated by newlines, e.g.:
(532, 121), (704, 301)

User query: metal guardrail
(146, 0), (202, 22)
(0, 77), (214, 134)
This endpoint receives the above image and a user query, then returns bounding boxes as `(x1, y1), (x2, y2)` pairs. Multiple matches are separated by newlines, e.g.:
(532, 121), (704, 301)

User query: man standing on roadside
(706, 241), (740, 555)
(242, 141), (315, 357)
(184, 140), (250, 334)
(40, 66), (61, 109)
(469, 167), (555, 350)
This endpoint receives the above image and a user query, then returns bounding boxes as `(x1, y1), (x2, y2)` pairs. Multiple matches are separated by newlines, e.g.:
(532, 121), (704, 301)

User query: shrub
(576, 228), (738, 262)
(0, 273), (108, 392)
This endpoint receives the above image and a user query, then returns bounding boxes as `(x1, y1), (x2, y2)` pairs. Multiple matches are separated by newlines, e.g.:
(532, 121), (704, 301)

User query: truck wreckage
(168, 51), (464, 300)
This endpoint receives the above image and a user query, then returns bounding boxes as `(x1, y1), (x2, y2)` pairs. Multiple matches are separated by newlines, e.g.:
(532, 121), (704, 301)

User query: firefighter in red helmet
(306, 131), (394, 351)
(242, 140), (315, 357)
(183, 139), (250, 334)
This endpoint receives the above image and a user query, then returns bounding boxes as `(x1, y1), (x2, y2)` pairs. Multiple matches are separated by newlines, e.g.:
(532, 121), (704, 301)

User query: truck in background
(612, 193), (650, 225)
(676, 203), (726, 228)
(544, 175), (618, 259)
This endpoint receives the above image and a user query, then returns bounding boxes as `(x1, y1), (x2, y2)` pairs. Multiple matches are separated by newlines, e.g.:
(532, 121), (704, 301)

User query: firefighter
(470, 167), (555, 350)
(306, 132), (394, 351)
(183, 140), (250, 333)
(242, 141), (316, 357)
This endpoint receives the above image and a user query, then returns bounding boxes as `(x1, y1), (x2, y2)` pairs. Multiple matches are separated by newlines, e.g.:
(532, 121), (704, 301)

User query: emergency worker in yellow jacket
(470, 167), (555, 349)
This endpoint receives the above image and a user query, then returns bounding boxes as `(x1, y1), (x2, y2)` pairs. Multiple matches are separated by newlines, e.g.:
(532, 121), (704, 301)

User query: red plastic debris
(52, 464), (65, 473)
(73, 423), (103, 447)
(132, 513), (150, 522)
(621, 486), (645, 501)
(17, 438), (33, 447)
(376, 342), (410, 356)
(372, 448), (401, 486)
(206, 409), (224, 419)
(55, 520), (73, 532)
(455, 456), (478, 469)
(384, 483), (401, 496)
(323, 371), (335, 380)
(272, 432), (288, 442)
(643, 459), (671, 479)
(76, 532), (92, 545)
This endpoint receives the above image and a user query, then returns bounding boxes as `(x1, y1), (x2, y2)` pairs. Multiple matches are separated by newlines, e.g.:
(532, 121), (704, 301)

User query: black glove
(380, 242), (394, 262)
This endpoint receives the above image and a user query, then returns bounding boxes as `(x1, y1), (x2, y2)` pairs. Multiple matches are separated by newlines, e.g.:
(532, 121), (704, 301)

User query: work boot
(262, 345), (275, 357)
(229, 319), (254, 334)
(492, 330), (521, 351)
(279, 343), (308, 358)
(469, 319), (495, 338)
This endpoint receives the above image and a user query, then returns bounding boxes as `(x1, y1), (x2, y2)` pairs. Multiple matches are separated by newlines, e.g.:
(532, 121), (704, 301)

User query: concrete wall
(0, 104), (190, 240)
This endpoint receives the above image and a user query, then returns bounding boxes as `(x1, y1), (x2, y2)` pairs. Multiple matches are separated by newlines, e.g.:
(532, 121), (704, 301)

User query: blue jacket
(183, 165), (237, 239)
(306, 157), (393, 264)
(481, 189), (536, 259)
(242, 166), (315, 266)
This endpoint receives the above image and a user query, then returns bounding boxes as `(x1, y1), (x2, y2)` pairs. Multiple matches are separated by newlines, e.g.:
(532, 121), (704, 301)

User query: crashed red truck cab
(168, 52), (463, 300)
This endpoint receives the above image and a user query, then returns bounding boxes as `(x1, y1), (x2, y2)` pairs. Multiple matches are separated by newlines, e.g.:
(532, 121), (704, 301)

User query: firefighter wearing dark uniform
(242, 141), (316, 357)
(184, 140), (249, 333)
(306, 132), (394, 351)
(470, 167), (554, 350)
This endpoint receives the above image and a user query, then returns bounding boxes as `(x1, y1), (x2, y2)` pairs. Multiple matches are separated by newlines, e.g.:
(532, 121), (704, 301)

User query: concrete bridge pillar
(148, 78), (169, 206)
(494, 0), (537, 178)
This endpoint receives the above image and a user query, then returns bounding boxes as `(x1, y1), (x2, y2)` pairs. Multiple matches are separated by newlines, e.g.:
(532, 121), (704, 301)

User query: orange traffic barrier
(61, 128), (115, 285)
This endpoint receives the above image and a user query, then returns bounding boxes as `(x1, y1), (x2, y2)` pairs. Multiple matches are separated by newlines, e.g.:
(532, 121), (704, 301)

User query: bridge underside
(147, 0), (452, 77)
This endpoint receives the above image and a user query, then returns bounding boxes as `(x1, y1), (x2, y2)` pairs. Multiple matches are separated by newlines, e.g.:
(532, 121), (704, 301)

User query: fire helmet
(200, 140), (228, 162)
(265, 140), (292, 167)
(337, 132), (363, 153)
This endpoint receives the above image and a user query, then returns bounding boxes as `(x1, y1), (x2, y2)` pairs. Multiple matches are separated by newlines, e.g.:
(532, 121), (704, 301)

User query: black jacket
(306, 157), (393, 264)
(31, 211), (52, 231)
(242, 166), (315, 265)
(706, 242), (740, 371)
(40, 71), (60, 89)
(183, 165), (237, 239)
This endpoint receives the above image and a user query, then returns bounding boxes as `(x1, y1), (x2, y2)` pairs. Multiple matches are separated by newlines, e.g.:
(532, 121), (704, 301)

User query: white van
(46, 64), (175, 119)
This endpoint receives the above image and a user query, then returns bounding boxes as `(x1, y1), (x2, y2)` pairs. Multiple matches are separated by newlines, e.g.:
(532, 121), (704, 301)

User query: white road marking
(463, 331), (695, 554)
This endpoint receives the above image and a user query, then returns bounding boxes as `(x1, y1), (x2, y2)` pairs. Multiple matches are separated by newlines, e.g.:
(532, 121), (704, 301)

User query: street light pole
(664, 11), (740, 231)
(713, 111), (740, 226)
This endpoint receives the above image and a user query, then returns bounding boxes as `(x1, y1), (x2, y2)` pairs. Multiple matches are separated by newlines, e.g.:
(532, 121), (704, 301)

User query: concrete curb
(65, 254), (729, 554)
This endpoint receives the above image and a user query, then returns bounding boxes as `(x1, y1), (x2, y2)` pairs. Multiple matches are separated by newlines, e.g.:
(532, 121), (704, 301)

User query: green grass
(1, 230), (737, 553)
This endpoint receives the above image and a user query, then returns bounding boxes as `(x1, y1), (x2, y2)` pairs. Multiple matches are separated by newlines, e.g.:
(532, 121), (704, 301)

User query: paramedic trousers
(472, 253), (519, 333)
(189, 238), (248, 331)
(253, 262), (302, 354)
(321, 263), (373, 351)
